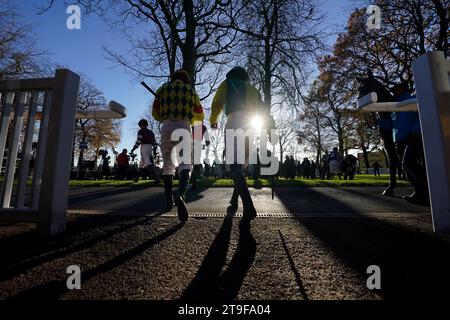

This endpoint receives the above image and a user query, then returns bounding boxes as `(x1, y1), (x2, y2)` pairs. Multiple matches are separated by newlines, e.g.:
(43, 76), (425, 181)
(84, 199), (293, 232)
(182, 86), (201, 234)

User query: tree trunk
(431, 0), (449, 57)
(169, 36), (177, 75)
(316, 116), (322, 163)
(337, 125), (344, 157)
(361, 144), (370, 173)
(279, 140), (283, 163)
(264, 39), (272, 109)
(71, 130), (76, 169)
(181, 0), (196, 83)
(77, 131), (87, 168)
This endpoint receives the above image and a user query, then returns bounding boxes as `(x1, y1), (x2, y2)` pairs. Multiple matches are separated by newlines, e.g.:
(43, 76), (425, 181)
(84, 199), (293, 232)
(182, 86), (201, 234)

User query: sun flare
(251, 115), (263, 132)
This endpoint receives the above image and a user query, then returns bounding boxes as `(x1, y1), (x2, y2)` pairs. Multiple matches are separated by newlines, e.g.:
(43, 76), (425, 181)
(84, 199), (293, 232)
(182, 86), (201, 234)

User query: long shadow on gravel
(8, 222), (184, 300)
(181, 209), (256, 301)
(0, 191), (167, 284)
(0, 215), (160, 283)
(275, 188), (450, 299)
(68, 186), (151, 205)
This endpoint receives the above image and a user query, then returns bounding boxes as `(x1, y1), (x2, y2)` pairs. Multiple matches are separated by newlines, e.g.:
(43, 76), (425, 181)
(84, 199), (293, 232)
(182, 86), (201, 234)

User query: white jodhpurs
(161, 120), (192, 176)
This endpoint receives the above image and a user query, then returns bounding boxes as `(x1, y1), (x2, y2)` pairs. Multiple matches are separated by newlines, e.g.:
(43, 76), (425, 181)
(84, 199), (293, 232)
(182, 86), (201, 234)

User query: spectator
(342, 154), (358, 180)
(311, 160), (317, 179)
(288, 155), (296, 180)
(282, 155), (290, 179)
(296, 161), (303, 178)
(372, 161), (381, 177)
(329, 147), (341, 180)
(116, 149), (130, 180)
(391, 83), (429, 205)
(99, 150), (111, 180)
(302, 157), (311, 179)
(321, 152), (330, 180)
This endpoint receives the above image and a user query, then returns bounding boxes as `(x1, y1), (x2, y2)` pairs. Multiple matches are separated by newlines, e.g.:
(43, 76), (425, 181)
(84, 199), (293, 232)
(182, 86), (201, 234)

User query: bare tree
(0, 0), (46, 79)
(346, 111), (380, 168)
(298, 90), (334, 163)
(311, 65), (355, 157)
(230, 0), (325, 112)
(209, 113), (226, 162)
(74, 75), (122, 166)
(333, 0), (449, 92)
(40, 0), (240, 102)
(275, 112), (298, 161)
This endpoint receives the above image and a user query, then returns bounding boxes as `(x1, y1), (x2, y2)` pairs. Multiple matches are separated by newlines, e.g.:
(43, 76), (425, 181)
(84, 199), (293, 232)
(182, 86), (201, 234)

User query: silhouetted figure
(372, 161), (381, 177)
(302, 158), (311, 179)
(116, 149), (129, 180)
(311, 160), (317, 179)
(341, 154), (358, 180)
(321, 152), (330, 180)
(358, 70), (400, 196)
(392, 83), (429, 205)
(99, 150), (111, 180)
(210, 67), (274, 226)
(296, 161), (303, 178)
(329, 147), (341, 180)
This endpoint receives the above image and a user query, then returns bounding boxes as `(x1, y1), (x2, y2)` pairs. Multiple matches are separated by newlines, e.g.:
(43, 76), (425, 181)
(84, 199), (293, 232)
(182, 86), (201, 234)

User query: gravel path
(1, 187), (449, 300)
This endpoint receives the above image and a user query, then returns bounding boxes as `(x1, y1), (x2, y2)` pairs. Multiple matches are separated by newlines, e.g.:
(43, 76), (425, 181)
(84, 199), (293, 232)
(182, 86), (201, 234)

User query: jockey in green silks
(210, 67), (275, 225)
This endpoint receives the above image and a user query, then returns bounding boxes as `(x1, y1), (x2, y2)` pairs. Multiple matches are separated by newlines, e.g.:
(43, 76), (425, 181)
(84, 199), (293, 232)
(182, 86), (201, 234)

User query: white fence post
(16, 92), (39, 208)
(412, 51), (450, 234)
(0, 69), (79, 236)
(0, 92), (14, 174)
(30, 91), (52, 210)
(0, 69), (126, 236)
(37, 69), (80, 235)
(1, 92), (27, 207)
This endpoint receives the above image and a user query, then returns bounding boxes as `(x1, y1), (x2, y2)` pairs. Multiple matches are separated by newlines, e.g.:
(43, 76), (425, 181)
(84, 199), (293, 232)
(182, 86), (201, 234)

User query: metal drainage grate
(69, 209), (427, 219)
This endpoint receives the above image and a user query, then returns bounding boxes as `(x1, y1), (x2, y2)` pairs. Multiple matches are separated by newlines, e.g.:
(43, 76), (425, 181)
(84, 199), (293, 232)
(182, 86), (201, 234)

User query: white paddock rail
(358, 51), (450, 234)
(0, 69), (80, 235)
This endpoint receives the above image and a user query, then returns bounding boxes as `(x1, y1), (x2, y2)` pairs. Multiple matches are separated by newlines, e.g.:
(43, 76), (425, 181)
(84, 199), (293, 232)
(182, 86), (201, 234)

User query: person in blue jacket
(391, 82), (429, 205)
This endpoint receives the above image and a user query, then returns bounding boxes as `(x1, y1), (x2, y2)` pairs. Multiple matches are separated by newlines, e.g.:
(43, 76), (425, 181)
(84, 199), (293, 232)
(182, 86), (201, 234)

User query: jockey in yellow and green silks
(210, 67), (273, 129)
(209, 67), (274, 225)
(152, 69), (204, 222)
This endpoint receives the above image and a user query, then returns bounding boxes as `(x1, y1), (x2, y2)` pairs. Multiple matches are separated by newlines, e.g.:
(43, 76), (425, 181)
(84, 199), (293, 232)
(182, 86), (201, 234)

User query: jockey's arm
(210, 81), (227, 128)
(151, 88), (163, 122)
(192, 91), (204, 124)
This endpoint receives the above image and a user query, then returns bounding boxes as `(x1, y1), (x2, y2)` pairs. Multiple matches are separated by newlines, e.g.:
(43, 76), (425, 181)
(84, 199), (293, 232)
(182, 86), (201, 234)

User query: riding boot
(163, 175), (174, 211)
(175, 169), (190, 222)
(229, 188), (239, 210)
(134, 168), (142, 182)
(147, 165), (160, 185)
(230, 164), (256, 223)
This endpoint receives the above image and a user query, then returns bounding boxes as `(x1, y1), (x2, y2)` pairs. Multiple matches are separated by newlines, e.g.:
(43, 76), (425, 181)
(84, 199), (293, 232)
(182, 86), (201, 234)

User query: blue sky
(19, 0), (354, 154)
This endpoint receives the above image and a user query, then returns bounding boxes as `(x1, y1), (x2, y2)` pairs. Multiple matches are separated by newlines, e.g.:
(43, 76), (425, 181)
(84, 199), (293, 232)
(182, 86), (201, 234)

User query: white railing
(358, 51), (450, 234)
(0, 69), (80, 236)
(413, 51), (450, 234)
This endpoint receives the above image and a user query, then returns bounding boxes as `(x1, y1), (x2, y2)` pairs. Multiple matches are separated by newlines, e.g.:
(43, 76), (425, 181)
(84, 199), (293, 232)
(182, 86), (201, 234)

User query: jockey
(152, 69), (204, 221)
(210, 66), (273, 225)
(131, 119), (159, 184)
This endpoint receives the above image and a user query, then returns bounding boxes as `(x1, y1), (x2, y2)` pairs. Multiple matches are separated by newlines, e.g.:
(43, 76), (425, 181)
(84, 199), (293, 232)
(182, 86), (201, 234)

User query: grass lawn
(68, 174), (410, 188)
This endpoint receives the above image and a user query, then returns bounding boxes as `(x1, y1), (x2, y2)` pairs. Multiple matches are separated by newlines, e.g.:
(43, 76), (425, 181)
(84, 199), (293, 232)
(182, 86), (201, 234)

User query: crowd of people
(74, 143), (366, 183)
(279, 148), (359, 181)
